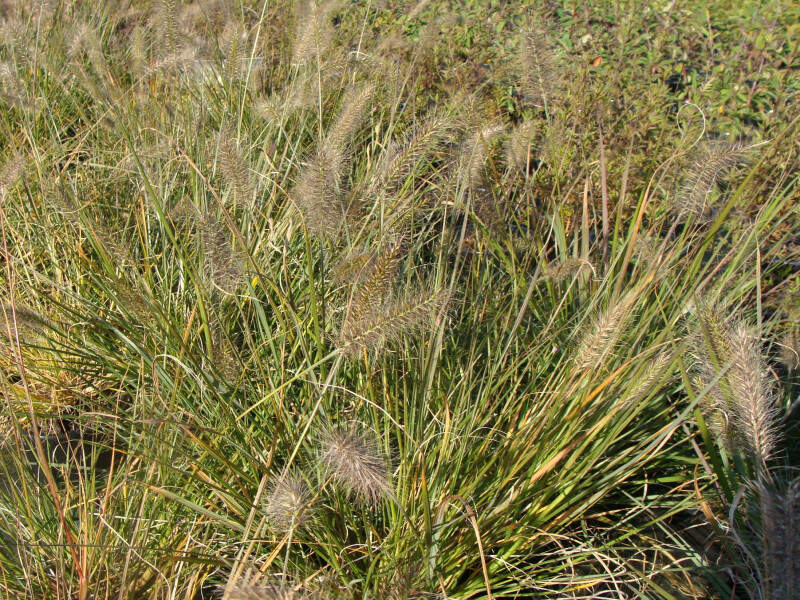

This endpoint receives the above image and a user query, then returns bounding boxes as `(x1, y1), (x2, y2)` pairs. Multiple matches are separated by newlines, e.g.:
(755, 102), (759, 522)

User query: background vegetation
(0, 0), (798, 598)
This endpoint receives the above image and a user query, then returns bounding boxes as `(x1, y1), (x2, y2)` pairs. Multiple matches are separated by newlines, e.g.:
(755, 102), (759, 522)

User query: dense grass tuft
(0, 1), (798, 598)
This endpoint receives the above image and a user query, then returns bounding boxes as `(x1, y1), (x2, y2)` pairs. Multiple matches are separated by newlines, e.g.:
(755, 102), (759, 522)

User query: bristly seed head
(573, 293), (636, 373)
(338, 288), (447, 356)
(517, 21), (562, 114)
(318, 422), (391, 505)
(0, 153), (26, 196)
(676, 141), (750, 219)
(265, 472), (313, 531)
(228, 581), (308, 600)
(691, 302), (781, 468)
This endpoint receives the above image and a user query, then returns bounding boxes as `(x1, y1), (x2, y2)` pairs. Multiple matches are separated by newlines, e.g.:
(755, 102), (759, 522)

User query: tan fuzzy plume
(0, 61), (24, 108)
(292, 148), (345, 237)
(677, 141), (750, 219)
(68, 22), (107, 77)
(222, 21), (245, 83)
(265, 472), (313, 532)
(0, 153), (25, 196)
(741, 476), (800, 600)
(779, 328), (800, 370)
(326, 83), (375, 152)
(216, 130), (253, 205)
(505, 120), (538, 174)
(318, 422), (391, 505)
(624, 350), (673, 407)
(292, 0), (340, 67)
(338, 288), (448, 356)
(292, 85), (374, 237)
(0, 303), (49, 346)
(146, 45), (199, 78)
(573, 294), (636, 373)
(330, 250), (375, 286)
(691, 301), (739, 445)
(373, 112), (452, 195)
(342, 237), (407, 328)
(542, 257), (595, 284)
(761, 477), (800, 600)
(209, 315), (238, 383)
(257, 72), (317, 120)
(725, 324), (780, 467)
(157, 0), (179, 55)
(693, 301), (731, 370)
(198, 214), (244, 295)
(128, 25), (148, 79)
(691, 303), (781, 467)
(460, 122), (505, 192)
(228, 581), (309, 600)
(517, 22), (562, 115)
(451, 119), (505, 228)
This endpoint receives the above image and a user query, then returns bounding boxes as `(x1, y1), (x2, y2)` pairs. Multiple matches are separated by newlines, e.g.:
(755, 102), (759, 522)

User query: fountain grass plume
(542, 257), (595, 284)
(342, 236), (406, 330)
(0, 302), (50, 345)
(0, 152), (25, 196)
(222, 21), (245, 83)
(677, 141), (750, 219)
(372, 112), (453, 196)
(758, 476), (800, 600)
(623, 350), (673, 408)
(198, 213), (244, 295)
(330, 249), (375, 286)
(128, 25), (147, 79)
(216, 128), (253, 206)
(326, 83), (375, 153)
(726, 323), (780, 468)
(504, 120), (537, 174)
(292, 0), (340, 67)
(318, 422), (392, 505)
(157, 0), (179, 55)
(779, 328), (799, 370)
(453, 121), (505, 195)
(292, 149), (344, 238)
(573, 293), (637, 373)
(265, 472), (313, 532)
(517, 22), (563, 116)
(291, 83), (374, 238)
(692, 303), (781, 469)
(338, 287), (448, 357)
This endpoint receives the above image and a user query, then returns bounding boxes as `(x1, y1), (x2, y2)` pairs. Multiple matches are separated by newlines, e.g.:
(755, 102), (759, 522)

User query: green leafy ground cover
(0, 1), (798, 598)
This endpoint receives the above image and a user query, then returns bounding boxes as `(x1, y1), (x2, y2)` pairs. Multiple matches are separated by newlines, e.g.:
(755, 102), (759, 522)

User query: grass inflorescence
(0, 1), (798, 599)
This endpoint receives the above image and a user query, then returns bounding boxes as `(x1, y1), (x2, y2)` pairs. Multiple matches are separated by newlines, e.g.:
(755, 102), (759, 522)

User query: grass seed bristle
(574, 295), (635, 373)
(339, 288), (447, 356)
(677, 141), (750, 219)
(292, 0), (339, 67)
(318, 422), (391, 505)
(228, 581), (308, 600)
(265, 473), (313, 532)
(517, 22), (562, 115)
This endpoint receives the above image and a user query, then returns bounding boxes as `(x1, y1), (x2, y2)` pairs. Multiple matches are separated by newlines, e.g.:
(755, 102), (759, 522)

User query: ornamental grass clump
(0, 1), (797, 598)
(689, 302), (797, 600)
